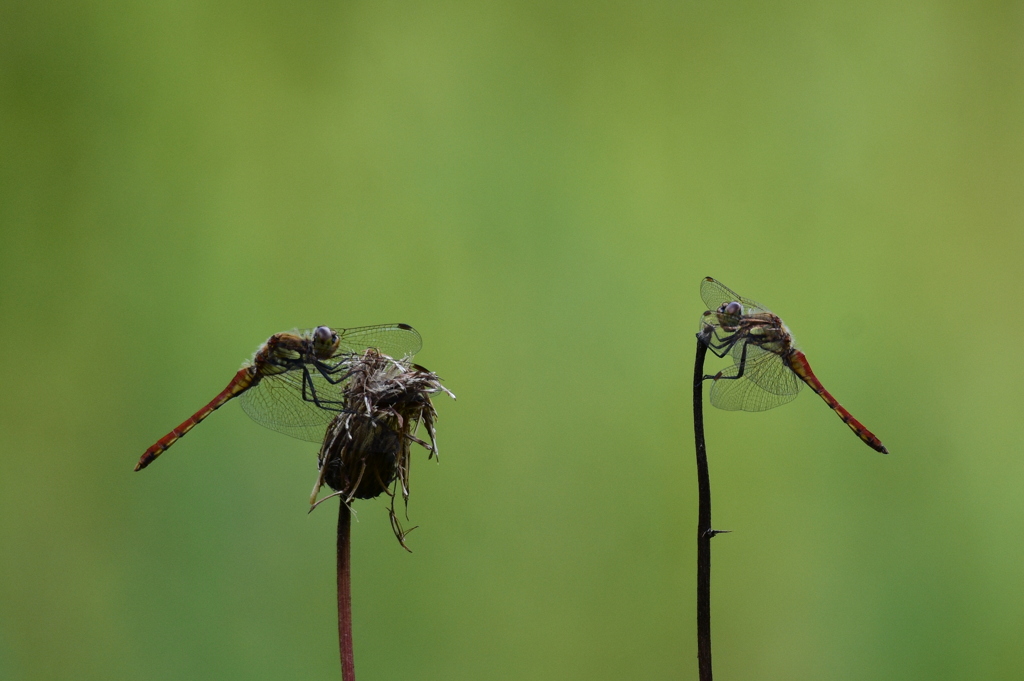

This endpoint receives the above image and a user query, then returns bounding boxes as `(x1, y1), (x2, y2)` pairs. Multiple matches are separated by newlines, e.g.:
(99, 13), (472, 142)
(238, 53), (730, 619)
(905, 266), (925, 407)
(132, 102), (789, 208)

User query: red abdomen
(787, 350), (888, 454)
(135, 367), (256, 471)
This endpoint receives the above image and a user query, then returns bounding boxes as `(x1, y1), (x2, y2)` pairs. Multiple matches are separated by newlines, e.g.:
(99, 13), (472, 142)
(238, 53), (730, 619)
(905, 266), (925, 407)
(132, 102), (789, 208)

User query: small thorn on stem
(704, 529), (731, 538)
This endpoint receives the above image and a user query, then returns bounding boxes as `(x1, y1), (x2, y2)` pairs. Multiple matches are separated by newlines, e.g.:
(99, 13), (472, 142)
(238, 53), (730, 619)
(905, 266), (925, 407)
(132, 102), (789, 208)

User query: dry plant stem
(693, 330), (714, 681)
(337, 502), (356, 681)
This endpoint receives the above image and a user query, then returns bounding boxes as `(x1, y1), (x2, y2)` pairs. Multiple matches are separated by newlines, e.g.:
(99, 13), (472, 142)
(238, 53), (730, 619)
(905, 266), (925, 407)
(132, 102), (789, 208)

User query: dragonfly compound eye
(723, 302), (742, 316)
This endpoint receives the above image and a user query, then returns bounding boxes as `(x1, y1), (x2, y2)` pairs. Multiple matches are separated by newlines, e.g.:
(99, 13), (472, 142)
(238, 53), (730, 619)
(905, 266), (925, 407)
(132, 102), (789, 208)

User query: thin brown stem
(693, 330), (713, 681)
(337, 502), (355, 681)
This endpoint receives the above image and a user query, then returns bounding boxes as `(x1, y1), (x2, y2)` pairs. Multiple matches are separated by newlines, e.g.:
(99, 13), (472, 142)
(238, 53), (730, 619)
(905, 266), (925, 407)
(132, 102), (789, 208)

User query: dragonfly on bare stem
(135, 324), (422, 471)
(699, 277), (887, 453)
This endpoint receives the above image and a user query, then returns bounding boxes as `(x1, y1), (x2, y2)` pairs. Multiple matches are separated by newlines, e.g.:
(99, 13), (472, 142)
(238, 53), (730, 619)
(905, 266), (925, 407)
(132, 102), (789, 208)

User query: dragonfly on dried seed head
(135, 324), (422, 471)
(699, 277), (888, 454)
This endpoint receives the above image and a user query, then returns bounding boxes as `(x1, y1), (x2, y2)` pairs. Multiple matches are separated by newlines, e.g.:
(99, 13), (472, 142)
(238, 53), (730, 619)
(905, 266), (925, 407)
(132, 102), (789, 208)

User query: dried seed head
(315, 349), (454, 548)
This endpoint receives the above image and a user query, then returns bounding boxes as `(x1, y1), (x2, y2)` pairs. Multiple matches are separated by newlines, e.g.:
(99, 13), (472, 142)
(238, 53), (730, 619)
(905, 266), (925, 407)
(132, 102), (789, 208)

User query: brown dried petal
(314, 349), (453, 547)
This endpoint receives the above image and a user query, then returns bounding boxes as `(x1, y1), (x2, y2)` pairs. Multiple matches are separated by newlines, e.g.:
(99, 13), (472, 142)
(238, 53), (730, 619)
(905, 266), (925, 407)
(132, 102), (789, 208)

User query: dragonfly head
(715, 301), (743, 326)
(312, 326), (340, 359)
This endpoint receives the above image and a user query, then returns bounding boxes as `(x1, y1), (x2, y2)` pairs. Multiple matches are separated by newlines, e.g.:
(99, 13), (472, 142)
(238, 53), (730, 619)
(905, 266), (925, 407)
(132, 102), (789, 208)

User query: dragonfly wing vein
(334, 324), (422, 361)
(710, 371), (801, 412)
(700, 277), (773, 316)
(727, 343), (804, 396)
(240, 370), (345, 442)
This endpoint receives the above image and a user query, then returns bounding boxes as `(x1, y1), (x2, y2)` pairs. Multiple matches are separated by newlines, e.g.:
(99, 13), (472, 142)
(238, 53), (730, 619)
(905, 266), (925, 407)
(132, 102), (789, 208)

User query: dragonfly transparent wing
(333, 324), (421, 360)
(239, 367), (348, 442)
(709, 344), (804, 411)
(728, 342), (804, 395)
(700, 277), (773, 316)
(698, 309), (720, 334)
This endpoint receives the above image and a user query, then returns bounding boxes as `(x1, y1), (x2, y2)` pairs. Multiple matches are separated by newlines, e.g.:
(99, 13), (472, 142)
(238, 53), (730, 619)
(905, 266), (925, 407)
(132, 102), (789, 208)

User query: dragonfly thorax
(251, 332), (307, 376)
(743, 315), (793, 355)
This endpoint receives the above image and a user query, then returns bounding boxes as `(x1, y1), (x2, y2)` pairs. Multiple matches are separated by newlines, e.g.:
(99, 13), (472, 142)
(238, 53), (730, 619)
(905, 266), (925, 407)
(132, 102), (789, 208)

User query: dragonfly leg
(703, 339), (750, 382)
(300, 366), (347, 410)
(315, 360), (355, 385)
(315, 356), (357, 381)
(704, 331), (737, 359)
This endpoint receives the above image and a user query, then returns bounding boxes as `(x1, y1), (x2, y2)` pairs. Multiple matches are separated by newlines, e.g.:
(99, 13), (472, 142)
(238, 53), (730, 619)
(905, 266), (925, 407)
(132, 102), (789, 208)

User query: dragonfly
(135, 324), (422, 471)
(699, 277), (887, 453)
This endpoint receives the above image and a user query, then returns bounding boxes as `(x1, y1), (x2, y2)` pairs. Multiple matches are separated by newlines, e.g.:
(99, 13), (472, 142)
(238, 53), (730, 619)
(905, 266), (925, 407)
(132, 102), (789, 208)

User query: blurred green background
(2, 1), (1022, 679)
